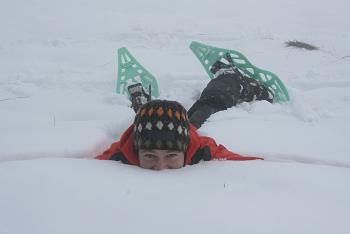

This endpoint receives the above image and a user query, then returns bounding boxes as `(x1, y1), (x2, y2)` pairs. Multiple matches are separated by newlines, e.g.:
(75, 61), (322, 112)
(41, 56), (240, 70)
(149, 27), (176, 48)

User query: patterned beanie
(133, 100), (190, 152)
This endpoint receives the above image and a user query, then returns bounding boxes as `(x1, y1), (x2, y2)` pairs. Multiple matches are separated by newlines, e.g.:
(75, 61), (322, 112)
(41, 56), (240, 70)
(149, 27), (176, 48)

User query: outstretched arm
(95, 142), (121, 160)
(200, 136), (264, 161)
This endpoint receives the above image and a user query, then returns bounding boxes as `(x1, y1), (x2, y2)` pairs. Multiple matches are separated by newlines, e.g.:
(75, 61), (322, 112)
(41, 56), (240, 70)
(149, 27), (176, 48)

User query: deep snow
(1, 0), (350, 233)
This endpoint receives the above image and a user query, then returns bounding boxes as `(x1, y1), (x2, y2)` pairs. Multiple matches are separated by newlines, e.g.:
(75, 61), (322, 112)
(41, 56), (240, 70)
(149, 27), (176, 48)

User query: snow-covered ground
(1, 0), (350, 233)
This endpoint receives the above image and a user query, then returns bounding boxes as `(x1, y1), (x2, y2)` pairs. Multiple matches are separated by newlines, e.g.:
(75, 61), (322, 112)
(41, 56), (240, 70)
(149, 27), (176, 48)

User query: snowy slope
(1, 0), (350, 233)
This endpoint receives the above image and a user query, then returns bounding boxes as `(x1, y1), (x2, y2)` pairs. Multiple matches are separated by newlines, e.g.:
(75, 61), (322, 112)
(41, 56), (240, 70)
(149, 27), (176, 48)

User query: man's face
(138, 149), (185, 170)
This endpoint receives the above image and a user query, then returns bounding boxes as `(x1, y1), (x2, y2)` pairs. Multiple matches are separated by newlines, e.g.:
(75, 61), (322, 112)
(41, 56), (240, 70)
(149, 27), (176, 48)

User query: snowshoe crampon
(190, 41), (289, 102)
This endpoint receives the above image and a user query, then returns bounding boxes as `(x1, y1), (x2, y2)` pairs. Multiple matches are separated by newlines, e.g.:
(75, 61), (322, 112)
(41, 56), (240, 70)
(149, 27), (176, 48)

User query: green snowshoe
(117, 47), (159, 98)
(190, 41), (289, 102)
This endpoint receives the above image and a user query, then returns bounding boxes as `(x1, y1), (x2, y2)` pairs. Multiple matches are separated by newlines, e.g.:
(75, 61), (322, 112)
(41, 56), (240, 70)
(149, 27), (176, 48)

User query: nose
(153, 160), (167, 170)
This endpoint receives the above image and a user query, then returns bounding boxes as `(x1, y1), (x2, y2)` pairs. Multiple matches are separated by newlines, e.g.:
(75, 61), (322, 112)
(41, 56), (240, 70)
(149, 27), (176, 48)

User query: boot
(128, 83), (151, 112)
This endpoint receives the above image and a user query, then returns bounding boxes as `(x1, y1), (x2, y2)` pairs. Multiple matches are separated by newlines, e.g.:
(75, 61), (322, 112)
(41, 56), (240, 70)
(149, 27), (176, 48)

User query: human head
(133, 100), (190, 170)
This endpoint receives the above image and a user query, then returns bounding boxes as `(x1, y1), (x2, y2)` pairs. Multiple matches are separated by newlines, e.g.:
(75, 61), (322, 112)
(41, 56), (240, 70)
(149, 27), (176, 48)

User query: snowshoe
(116, 47), (159, 99)
(190, 41), (289, 102)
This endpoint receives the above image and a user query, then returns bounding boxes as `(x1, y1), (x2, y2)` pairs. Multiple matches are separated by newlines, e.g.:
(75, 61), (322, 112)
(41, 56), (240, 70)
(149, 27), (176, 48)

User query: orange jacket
(96, 124), (263, 165)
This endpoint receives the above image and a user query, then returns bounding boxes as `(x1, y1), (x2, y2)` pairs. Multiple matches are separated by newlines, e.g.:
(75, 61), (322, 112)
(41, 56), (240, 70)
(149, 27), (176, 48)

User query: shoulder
(185, 125), (215, 165)
(95, 125), (140, 165)
(185, 125), (263, 165)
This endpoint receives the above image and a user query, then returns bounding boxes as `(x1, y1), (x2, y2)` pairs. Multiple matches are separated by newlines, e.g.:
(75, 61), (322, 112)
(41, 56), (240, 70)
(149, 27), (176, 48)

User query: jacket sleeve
(95, 141), (121, 160)
(200, 136), (264, 161)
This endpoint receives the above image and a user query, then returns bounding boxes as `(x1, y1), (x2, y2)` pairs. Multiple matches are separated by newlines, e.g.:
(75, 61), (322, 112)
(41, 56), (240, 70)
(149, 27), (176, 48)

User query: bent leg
(188, 76), (241, 128)
(188, 100), (218, 129)
(188, 93), (236, 128)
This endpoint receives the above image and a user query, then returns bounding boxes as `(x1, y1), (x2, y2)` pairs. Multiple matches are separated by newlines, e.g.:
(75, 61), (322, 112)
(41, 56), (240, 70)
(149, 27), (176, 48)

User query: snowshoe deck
(117, 47), (159, 98)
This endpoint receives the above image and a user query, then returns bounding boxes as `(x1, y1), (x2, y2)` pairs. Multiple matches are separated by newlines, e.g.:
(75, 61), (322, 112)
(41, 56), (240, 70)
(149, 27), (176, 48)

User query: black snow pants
(188, 73), (273, 128)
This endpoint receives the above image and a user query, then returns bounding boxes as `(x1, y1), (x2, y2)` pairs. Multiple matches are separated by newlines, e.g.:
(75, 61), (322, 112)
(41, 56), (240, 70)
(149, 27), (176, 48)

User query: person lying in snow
(96, 58), (274, 170)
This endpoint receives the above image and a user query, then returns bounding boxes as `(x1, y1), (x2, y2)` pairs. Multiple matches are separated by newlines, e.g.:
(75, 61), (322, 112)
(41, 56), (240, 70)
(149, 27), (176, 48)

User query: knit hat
(133, 100), (190, 152)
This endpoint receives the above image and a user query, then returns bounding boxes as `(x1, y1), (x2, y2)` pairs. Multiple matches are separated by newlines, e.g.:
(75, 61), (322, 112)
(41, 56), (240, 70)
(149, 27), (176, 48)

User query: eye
(142, 154), (156, 160)
(166, 154), (179, 159)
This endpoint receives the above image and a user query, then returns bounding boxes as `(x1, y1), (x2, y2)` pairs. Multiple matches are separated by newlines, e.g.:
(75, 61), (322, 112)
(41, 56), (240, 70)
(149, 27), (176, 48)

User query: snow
(1, 159), (349, 234)
(1, 0), (350, 233)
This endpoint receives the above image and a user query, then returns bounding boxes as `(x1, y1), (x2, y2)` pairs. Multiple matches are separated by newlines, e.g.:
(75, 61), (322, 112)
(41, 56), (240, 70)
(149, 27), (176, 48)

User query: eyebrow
(141, 150), (156, 153)
(141, 150), (179, 153)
